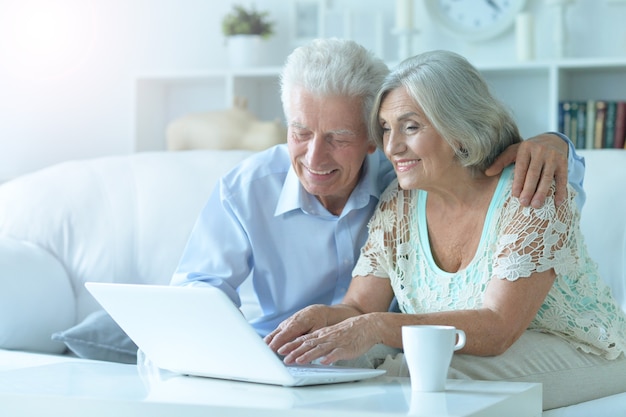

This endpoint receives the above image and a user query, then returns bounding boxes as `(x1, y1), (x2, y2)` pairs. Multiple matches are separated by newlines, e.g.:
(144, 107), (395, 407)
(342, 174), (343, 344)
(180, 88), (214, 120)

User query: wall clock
(424, 0), (528, 42)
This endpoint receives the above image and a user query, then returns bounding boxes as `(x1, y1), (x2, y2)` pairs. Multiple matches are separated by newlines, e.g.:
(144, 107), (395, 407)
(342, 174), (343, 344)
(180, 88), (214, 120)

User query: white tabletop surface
(0, 350), (542, 417)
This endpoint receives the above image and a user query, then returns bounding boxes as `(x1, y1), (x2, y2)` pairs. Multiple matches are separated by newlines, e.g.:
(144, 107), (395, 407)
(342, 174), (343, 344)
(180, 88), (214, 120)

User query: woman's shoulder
(376, 179), (418, 223)
(379, 178), (413, 202)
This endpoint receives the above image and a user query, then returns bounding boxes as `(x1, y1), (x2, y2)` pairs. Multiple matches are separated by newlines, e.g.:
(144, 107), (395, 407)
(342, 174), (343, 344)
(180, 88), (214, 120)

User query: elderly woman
(265, 50), (626, 410)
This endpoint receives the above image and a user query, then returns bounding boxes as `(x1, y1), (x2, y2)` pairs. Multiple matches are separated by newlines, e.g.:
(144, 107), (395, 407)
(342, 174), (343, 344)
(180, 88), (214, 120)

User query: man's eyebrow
(331, 129), (357, 136)
(290, 123), (356, 137)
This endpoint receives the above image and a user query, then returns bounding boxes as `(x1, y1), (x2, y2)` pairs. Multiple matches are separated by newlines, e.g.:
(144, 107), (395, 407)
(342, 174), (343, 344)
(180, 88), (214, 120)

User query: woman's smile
(394, 158), (420, 173)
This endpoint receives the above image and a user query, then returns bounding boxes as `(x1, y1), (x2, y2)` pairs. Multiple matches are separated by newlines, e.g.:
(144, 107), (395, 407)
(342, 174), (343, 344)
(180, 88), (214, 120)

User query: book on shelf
(604, 101), (617, 149)
(585, 99), (596, 150)
(558, 101), (571, 139)
(558, 99), (626, 149)
(614, 101), (626, 149)
(569, 101), (579, 148)
(595, 100), (607, 149)
(575, 101), (587, 150)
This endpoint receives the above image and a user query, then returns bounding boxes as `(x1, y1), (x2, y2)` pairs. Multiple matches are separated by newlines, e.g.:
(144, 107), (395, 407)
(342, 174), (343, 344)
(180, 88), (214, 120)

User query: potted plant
(222, 4), (275, 68)
(222, 4), (275, 39)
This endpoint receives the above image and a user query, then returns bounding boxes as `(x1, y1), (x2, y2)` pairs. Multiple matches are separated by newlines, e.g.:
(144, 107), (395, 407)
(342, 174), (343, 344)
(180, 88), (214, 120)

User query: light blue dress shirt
(171, 144), (396, 336)
(552, 131), (586, 208)
(172, 138), (584, 337)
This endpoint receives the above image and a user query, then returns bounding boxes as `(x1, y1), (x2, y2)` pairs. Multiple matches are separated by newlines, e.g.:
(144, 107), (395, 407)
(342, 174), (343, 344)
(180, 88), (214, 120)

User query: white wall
(414, 0), (626, 63)
(0, 0), (625, 181)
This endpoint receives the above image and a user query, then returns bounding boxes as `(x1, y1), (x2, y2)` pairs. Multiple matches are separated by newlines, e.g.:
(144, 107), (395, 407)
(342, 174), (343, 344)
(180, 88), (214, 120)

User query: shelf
(136, 67), (284, 81)
(134, 68), (284, 151)
(134, 59), (626, 151)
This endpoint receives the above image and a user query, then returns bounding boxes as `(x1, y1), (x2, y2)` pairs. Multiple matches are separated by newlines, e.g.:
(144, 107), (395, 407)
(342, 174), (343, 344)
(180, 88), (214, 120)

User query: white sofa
(0, 148), (624, 416)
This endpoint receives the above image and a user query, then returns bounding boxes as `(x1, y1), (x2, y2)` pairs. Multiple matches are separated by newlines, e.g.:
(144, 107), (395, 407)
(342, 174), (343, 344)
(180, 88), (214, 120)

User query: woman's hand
(278, 313), (383, 365)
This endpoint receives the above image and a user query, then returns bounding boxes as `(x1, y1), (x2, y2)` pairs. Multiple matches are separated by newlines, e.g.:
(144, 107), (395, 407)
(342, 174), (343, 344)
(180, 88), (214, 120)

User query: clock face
(425, 0), (527, 41)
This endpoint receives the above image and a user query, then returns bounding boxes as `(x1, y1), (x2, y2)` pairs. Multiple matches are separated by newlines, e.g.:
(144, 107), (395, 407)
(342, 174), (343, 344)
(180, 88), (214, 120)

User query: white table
(0, 354), (541, 417)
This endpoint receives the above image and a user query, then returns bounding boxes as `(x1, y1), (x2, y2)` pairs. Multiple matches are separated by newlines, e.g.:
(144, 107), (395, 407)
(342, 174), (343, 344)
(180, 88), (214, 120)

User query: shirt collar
(274, 152), (382, 218)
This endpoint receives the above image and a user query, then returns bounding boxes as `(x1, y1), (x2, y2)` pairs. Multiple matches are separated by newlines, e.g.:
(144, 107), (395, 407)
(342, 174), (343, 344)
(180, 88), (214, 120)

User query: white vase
(227, 35), (263, 68)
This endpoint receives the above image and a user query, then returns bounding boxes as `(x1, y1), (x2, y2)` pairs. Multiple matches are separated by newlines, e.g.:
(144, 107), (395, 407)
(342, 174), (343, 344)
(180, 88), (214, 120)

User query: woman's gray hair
(370, 50), (522, 172)
(280, 38), (389, 143)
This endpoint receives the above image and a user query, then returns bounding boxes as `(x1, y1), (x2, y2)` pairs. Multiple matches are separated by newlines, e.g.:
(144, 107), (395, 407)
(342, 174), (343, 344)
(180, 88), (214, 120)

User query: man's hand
(485, 133), (569, 208)
(276, 314), (381, 365)
(264, 304), (330, 354)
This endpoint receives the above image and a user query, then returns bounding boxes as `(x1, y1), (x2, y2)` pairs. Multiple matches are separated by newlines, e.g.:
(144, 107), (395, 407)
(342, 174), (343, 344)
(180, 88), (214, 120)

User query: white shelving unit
(135, 67), (284, 151)
(134, 59), (626, 151)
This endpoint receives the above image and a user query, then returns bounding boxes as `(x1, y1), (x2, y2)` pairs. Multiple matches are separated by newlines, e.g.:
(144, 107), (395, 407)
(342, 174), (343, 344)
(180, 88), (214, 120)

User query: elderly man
(171, 39), (585, 337)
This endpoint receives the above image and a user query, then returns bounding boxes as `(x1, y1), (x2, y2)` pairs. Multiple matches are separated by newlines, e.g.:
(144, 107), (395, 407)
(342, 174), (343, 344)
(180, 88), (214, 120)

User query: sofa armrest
(0, 238), (75, 353)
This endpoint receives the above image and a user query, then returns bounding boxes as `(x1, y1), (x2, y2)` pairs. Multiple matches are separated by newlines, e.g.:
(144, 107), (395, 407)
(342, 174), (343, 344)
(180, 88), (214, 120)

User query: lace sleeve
(353, 180), (412, 279)
(492, 183), (579, 281)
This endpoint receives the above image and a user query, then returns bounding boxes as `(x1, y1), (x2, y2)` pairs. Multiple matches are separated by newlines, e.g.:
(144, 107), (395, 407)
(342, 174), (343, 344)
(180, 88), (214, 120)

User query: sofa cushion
(0, 150), (255, 326)
(0, 238), (74, 353)
(51, 309), (138, 364)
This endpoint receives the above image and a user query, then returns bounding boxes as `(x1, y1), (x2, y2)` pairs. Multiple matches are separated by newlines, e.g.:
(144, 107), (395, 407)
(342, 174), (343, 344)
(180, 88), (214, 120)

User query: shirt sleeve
(352, 181), (404, 279)
(548, 131), (586, 209)
(170, 178), (252, 307)
(492, 181), (578, 281)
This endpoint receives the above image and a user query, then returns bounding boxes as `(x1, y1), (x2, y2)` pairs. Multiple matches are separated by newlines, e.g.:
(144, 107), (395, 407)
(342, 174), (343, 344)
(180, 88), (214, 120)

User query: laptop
(85, 282), (386, 386)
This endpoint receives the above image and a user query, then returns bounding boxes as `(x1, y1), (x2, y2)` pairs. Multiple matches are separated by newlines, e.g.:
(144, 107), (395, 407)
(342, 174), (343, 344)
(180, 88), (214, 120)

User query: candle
(396, 0), (413, 30)
(515, 12), (534, 61)
(375, 13), (384, 58)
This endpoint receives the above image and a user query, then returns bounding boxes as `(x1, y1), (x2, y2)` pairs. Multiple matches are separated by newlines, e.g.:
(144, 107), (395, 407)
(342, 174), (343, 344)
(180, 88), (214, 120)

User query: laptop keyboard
(287, 365), (362, 375)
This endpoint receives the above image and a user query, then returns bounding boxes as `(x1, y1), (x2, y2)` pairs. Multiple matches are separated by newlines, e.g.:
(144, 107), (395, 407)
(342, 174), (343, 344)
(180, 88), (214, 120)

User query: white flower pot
(227, 35), (264, 68)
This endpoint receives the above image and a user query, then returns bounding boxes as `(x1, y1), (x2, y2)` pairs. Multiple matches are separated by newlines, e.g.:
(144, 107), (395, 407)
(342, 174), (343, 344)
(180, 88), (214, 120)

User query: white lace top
(353, 167), (626, 360)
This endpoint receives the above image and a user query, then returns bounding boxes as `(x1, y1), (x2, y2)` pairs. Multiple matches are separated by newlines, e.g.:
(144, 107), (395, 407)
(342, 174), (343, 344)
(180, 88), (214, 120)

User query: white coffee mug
(402, 325), (466, 392)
